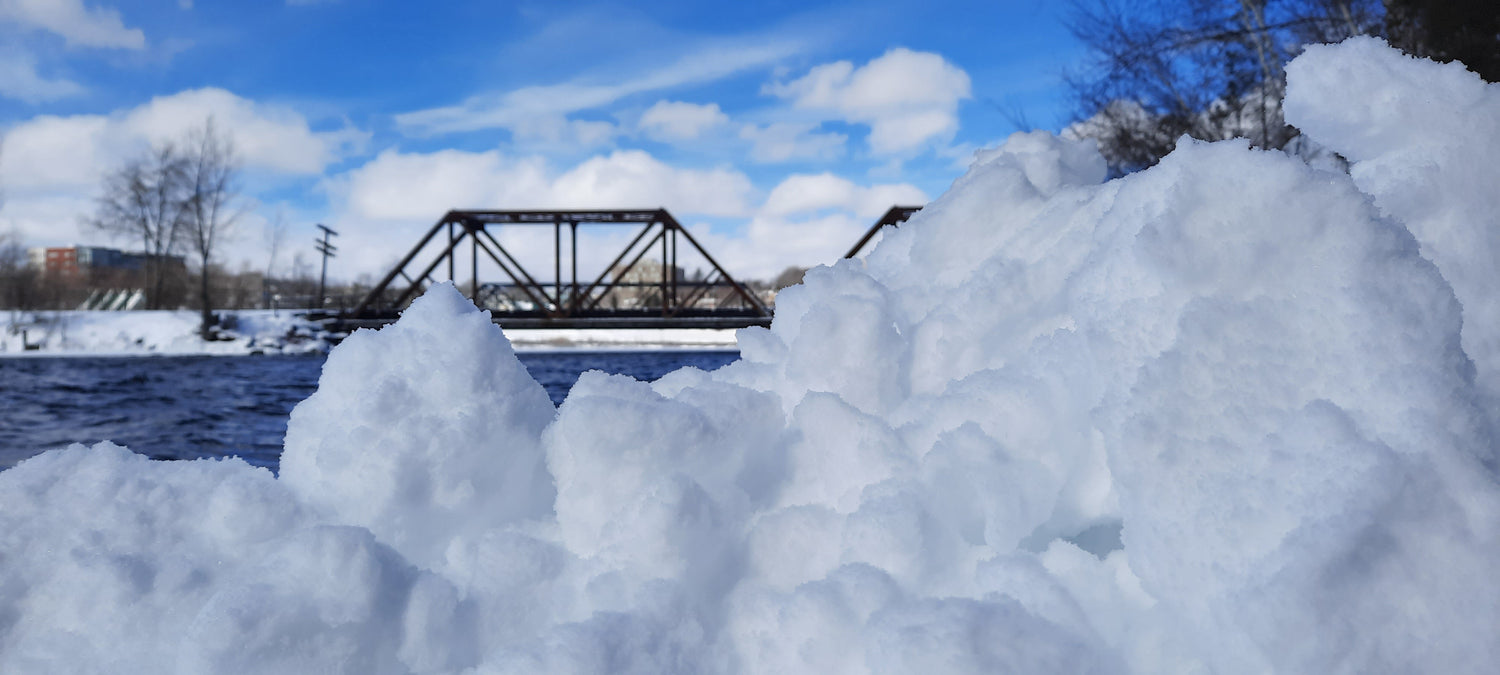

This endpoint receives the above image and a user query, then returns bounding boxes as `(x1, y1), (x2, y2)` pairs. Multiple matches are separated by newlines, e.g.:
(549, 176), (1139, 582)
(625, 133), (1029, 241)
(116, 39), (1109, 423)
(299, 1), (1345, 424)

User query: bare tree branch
(1065, 0), (1382, 174)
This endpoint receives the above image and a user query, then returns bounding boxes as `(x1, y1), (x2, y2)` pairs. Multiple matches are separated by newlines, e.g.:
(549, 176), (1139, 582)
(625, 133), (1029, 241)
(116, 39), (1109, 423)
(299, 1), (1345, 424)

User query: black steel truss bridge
(337, 206), (921, 331)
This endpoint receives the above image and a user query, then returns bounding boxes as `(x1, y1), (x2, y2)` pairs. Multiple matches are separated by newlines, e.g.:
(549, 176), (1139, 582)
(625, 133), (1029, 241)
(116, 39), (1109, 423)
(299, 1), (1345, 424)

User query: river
(0, 350), (739, 472)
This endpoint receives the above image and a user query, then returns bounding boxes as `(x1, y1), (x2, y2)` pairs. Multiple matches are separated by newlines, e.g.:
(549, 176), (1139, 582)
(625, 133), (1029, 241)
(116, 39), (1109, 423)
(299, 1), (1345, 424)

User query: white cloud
(0, 0), (146, 49)
(738, 122), (847, 163)
(0, 192), (99, 250)
(121, 88), (367, 174)
(0, 87), (366, 193)
(329, 148), (758, 275)
(338, 149), (552, 222)
(766, 47), (971, 155)
(688, 212), (870, 280)
(638, 100), (728, 142)
(0, 114), (112, 190)
(761, 173), (927, 218)
(553, 151), (753, 216)
(673, 173), (929, 280)
(0, 50), (85, 103)
(0, 88), (366, 267)
(341, 148), (753, 222)
(395, 38), (800, 141)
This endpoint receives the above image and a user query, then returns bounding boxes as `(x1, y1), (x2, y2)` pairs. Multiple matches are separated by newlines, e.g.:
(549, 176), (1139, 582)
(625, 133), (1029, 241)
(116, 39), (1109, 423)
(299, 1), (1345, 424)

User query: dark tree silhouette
(1065, 0), (1381, 173)
(1383, 0), (1500, 82)
(181, 118), (242, 339)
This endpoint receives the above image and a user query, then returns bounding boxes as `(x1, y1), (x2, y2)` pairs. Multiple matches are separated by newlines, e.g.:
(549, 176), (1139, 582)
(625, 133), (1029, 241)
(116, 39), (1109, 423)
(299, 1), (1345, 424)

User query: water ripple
(0, 350), (737, 472)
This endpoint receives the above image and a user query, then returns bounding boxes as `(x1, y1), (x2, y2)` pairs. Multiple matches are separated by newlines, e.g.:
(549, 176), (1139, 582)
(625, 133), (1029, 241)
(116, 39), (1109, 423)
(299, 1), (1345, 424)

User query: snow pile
(0, 309), (327, 355)
(2, 38), (1498, 673)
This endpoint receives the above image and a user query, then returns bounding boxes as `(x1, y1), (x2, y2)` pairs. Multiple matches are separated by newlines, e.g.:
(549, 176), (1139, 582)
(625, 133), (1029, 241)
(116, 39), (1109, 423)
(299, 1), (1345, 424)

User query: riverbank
(0, 309), (739, 356)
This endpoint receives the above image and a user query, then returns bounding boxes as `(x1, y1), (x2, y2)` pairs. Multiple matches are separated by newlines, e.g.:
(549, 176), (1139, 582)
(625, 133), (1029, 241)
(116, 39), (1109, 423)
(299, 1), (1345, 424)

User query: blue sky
(0, 0), (1085, 281)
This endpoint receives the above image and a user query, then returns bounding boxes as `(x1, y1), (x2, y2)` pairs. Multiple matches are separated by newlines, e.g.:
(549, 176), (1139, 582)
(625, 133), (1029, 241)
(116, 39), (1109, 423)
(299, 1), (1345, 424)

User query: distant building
(603, 259), (684, 309)
(78, 247), (148, 271)
(27, 246), (171, 277)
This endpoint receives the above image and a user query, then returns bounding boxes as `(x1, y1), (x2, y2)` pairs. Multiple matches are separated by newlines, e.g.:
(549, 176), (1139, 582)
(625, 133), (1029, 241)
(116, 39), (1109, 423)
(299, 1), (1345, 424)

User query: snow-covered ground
(0, 310), (737, 355)
(0, 309), (329, 356)
(1, 39), (1497, 673)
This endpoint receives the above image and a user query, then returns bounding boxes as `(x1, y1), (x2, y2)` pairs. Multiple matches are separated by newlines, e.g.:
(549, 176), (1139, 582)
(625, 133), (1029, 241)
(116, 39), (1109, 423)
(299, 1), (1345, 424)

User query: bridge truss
(342, 209), (772, 330)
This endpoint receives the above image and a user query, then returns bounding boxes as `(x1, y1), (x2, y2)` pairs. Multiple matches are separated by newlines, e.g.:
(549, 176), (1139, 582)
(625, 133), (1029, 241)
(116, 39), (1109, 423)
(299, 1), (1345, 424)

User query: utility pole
(315, 224), (338, 309)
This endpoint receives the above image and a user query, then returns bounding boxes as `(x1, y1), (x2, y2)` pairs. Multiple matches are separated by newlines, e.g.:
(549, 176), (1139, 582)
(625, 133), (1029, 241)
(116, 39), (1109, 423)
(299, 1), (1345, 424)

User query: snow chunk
(1286, 36), (1500, 399)
(280, 282), (556, 570)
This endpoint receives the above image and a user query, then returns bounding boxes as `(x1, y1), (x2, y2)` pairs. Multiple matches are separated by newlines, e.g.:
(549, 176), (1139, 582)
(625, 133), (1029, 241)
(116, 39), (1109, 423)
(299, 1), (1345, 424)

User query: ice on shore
(2, 38), (1497, 673)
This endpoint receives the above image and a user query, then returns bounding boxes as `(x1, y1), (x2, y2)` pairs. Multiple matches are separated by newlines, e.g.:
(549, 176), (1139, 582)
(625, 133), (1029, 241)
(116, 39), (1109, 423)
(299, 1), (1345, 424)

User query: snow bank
(0, 309), (327, 355)
(2, 39), (1497, 673)
(0, 310), (736, 355)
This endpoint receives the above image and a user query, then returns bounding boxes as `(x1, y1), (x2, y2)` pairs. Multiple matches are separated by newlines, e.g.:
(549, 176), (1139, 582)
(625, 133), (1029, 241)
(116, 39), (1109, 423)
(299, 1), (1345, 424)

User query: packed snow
(1, 38), (1497, 673)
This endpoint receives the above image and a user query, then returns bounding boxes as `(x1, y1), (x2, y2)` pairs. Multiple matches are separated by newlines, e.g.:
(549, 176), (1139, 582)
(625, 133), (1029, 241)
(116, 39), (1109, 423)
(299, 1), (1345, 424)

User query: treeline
(1066, 0), (1499, 174)
(0, 238), (369, 314)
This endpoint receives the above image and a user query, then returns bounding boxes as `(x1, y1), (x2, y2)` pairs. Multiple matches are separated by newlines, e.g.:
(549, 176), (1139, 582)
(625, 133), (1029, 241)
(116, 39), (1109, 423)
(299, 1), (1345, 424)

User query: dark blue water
(0, 350), (738, 471)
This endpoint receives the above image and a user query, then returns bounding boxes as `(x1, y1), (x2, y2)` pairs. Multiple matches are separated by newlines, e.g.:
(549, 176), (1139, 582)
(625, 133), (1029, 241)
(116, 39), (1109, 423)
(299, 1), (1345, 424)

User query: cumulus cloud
(761, 173), (927, 218)
(659, 174), (928, 280)
(738, 122), (847, 163)
(0, 87), (365, 192)
(766, 47), (971, 155)
(687, 212), (872, 280)
(0, 49), (85, 103)
(638, 100), (728, 142)
(338, 149), (552, 222)
(0, 88), (365, 260)
(120, 88), (368, 174)
(0, 0), (146, 49)
(327, 148), (759, 277)
(340, 148), (753, 224)
(685, 174), (927, 278)
(0, 114), (112, 190)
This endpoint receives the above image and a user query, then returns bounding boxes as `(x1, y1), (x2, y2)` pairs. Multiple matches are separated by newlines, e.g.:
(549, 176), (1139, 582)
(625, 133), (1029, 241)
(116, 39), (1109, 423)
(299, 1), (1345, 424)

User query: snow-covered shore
(0, 310), (738, 356)
(1, 310), (329, 356)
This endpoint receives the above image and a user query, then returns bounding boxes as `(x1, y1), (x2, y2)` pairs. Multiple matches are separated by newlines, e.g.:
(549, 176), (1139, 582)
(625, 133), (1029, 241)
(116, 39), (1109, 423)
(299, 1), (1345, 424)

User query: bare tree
(1065, 0), (1382, 174)
(181, 117), (242, 338)
(90, 142), (191, 309)
(1, 228), (39, 310)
